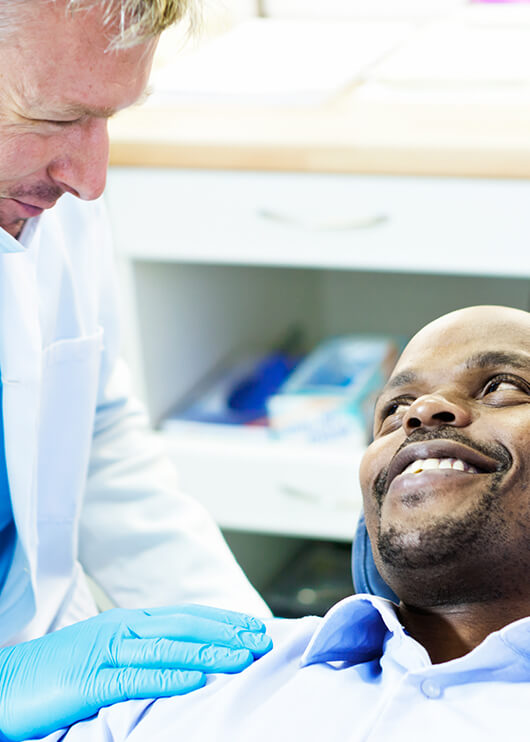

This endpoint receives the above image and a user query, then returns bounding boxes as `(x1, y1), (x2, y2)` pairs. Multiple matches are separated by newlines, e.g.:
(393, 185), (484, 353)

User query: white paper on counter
(150, 18), (413, 106)
(374, 19), (530, 86)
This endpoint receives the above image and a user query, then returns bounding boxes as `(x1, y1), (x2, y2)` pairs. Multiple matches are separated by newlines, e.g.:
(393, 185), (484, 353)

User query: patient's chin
(378, 475), (504, 570)
(374, 494), (510, 606)
(377, 515), (477, 571)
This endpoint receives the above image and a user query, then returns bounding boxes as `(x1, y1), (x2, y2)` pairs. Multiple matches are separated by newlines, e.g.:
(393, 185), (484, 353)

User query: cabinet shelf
(160, 426), (364, 541)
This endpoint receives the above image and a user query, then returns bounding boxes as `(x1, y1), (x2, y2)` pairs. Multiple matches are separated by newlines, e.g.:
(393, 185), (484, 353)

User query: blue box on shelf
(266, 335), (402, 447)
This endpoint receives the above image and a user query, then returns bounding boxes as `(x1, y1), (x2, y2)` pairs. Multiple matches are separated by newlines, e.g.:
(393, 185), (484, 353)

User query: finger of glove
(140, 604), (266, 633)
(97, 667), (206, 705)
(114, 638), (253, 673)
(125, 614), (272, 656)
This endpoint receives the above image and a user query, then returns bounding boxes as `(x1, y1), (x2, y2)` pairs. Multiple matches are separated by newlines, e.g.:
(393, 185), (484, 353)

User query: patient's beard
(375, 473), (512, 607)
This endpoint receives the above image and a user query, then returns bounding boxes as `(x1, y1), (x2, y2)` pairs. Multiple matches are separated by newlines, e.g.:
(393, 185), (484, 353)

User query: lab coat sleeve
(77, 200), (271, 618)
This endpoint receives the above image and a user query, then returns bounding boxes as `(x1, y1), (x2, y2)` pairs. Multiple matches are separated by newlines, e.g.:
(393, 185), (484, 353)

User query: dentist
(0, 1), (271, 739)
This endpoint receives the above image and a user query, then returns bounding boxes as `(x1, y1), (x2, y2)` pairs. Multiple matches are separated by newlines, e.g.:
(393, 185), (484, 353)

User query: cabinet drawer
(162, 430), (363, 541)
(107, 168), (530, 277)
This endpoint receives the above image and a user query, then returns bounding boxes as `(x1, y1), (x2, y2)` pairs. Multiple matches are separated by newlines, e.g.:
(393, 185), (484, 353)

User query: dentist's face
(359, 306), (530, 606)
(0, 0), (156, 237)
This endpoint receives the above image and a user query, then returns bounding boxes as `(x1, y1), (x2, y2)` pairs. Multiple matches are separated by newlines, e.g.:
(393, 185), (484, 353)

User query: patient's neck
(398, 597), (530, 664)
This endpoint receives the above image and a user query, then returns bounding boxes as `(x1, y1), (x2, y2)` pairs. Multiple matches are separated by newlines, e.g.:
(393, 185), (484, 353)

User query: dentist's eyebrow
(31, 86), (153, 121)
(65, 103), (117, 118)
(35, 102), (118, 119)
(464, 351), (530, 371)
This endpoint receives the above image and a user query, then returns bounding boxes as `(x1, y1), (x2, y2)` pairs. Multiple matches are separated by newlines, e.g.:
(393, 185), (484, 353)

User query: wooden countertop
(109, 86), (530, 178)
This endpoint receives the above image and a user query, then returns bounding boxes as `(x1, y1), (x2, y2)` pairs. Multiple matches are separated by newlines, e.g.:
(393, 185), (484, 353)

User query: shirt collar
(498, 616), (530, 660)
(300, 593), (530, 669)
(301, 594), (403, 667)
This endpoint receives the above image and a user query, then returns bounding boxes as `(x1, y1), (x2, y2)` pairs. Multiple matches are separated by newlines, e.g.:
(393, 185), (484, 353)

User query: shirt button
(421, 679), (443, 699)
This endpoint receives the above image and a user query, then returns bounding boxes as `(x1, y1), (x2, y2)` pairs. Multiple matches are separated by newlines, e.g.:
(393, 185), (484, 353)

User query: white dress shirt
(38, 593), (530, 741)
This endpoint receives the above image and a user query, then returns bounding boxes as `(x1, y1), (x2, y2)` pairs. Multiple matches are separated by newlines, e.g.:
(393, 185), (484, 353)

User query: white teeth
(401, 458), (479, 475)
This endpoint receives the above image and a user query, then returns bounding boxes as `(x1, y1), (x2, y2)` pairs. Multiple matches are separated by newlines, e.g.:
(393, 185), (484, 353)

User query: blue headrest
(352, 511), (398, 603)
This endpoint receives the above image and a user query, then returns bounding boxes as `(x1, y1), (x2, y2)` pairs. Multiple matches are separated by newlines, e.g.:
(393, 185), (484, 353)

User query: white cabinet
(105, 167), (530, 542)
(107, 169), (530, 274)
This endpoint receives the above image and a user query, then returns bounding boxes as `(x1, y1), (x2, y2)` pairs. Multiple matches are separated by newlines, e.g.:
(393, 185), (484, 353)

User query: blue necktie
(0, 375), (16, 593)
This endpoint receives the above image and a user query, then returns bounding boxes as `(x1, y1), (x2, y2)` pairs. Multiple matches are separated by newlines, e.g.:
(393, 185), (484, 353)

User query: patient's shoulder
(263, 615), (322, 658)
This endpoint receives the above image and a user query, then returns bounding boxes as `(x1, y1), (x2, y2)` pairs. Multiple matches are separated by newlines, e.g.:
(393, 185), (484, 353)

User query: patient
(41, 305), (530, 741)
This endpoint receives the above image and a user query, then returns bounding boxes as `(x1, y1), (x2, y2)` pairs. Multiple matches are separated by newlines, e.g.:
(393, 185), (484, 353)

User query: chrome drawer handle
(257, 208), (389, 232)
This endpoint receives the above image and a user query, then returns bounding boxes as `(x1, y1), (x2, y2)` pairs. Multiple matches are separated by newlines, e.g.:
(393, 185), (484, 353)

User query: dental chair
(352, 510), (398, 602)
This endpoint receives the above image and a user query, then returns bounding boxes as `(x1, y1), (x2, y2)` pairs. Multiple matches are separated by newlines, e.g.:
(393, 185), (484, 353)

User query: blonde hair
(0, 0), (200, 48)
(89, 0), (200, 48)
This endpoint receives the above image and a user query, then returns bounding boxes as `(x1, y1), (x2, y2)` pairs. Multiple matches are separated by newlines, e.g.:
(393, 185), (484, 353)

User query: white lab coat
(0, 194), (269, 647)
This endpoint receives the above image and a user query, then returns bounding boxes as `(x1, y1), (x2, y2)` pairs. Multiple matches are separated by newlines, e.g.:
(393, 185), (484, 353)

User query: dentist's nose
(48, 118), (109, 201)
(403, 393), (472, 436)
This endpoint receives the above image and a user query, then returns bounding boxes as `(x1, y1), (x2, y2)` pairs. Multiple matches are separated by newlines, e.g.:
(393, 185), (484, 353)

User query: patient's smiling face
(359, 306), (530, 606)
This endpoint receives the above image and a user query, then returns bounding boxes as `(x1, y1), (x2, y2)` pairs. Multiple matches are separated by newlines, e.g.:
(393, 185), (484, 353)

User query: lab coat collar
(300, 594), (402, 667)
(0, 215), (42, 254)
(0, 226), (24, 254)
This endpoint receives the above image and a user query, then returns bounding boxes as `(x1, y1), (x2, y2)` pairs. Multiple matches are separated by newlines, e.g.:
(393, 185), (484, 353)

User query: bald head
(360, 305), (530, 609)
(400, 305), (530, 368)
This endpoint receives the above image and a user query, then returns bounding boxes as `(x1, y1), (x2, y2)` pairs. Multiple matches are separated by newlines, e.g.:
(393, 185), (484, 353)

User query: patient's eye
(482, 374), (530, 404)
(377, 396), (413, 433)
(383, 401), (406, 418)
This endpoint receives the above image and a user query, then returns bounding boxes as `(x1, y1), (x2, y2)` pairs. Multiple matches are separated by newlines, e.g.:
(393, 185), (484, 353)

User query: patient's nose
(403, 393), (472, 435)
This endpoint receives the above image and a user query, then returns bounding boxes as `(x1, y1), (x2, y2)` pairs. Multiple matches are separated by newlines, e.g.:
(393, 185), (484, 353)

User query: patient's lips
(386, 439), (500, 491)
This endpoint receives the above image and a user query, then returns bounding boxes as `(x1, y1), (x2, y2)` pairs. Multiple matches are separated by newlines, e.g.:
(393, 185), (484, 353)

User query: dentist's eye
(42, 118), (81, 128)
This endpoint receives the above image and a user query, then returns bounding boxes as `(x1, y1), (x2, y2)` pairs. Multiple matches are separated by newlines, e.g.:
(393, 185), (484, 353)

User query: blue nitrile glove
(0, 603), (272, 741)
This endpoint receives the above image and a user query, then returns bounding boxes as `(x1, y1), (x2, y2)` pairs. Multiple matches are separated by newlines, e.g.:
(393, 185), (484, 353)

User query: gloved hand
(0, 603), (272, 741)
